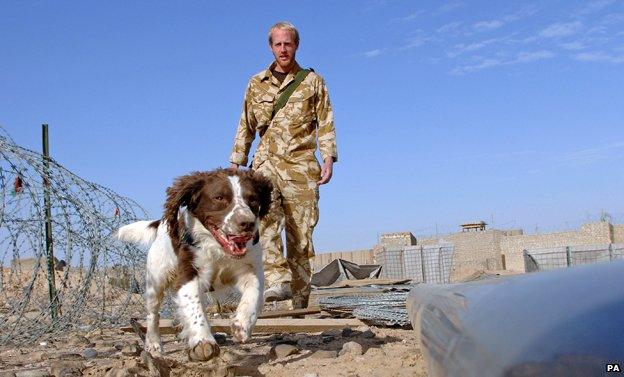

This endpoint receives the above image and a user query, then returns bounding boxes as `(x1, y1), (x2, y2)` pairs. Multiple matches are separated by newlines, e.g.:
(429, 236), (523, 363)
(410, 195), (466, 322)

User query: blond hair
(268, 21), (299, 46)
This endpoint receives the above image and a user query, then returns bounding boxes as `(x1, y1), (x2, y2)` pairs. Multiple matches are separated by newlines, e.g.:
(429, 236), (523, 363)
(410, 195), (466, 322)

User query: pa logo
(607, 363), (621, 373)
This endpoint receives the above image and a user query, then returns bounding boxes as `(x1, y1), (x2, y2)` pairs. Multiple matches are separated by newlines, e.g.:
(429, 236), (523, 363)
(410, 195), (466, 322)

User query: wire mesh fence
(377, 245), (454, 283)
(523, 243), (624, 272)
(0, 127), (148, 346)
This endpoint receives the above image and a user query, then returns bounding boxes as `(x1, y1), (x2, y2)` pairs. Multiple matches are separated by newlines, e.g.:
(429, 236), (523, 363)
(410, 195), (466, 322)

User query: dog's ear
(164, 172), (207, 251)
(251, 172), (273, 218)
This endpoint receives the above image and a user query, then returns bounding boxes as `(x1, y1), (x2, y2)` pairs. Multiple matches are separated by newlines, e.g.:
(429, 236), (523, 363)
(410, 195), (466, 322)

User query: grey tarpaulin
(311, 259), (382, 287)
(407, 260), (624, 377)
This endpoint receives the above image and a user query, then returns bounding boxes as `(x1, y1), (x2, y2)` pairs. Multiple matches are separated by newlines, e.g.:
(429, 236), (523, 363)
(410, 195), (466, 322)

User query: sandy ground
(0, 322), (426, 377)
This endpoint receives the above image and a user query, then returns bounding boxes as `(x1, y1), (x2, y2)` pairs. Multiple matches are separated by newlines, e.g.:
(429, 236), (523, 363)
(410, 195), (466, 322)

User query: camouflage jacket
(229, 62), (337, 182)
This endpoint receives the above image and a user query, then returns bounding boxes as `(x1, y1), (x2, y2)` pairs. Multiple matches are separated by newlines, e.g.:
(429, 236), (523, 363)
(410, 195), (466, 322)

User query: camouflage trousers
(254, 162), (319, 309)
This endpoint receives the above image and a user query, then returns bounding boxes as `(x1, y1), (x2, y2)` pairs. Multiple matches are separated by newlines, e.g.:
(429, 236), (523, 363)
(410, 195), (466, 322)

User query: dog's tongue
(227, 235), (251, 257)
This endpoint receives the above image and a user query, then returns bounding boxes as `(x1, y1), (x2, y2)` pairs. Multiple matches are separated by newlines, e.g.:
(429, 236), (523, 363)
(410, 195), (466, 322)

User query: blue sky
(2, 1), (623, 252)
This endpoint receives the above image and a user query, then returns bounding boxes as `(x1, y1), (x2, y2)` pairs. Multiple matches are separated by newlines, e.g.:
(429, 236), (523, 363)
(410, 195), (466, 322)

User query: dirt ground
(0, 323), (427, 377)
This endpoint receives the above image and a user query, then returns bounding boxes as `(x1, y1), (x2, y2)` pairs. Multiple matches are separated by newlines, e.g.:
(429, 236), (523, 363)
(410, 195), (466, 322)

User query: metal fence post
(565, 246), (572, 267)
(420, 246), (426, 283)
(42, 124), (58, 321)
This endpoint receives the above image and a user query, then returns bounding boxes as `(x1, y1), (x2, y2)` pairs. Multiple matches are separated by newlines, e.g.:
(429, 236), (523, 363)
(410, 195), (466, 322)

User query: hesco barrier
(0, 127), (148, 345)
(376, 245), (454, 283)
(523, 243), (624, 272)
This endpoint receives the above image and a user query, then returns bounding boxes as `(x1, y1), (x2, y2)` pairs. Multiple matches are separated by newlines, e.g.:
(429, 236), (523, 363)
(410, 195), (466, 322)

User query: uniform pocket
(251, 94), (274, 125)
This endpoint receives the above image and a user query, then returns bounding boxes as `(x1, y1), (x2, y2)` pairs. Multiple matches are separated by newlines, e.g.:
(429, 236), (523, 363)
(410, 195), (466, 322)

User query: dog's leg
(231, 268), (263, 343)
(176, 276), (220, 361)
(144, 275), (166, 355)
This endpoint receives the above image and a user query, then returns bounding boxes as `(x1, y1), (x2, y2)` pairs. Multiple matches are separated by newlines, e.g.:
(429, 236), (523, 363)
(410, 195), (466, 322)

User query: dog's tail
(117, 220), (161, 246)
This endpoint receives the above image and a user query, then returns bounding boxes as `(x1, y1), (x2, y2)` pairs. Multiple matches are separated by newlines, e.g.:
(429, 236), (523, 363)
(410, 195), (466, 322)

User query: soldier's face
(270, 28), (298, 72)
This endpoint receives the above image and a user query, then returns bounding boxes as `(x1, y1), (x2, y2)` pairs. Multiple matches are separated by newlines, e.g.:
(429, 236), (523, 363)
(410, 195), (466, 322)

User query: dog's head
(164, 168), (273, 259)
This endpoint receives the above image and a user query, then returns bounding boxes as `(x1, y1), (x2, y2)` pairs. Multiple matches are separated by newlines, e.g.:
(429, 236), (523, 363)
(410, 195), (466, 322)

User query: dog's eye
(215, 195), (224, 201)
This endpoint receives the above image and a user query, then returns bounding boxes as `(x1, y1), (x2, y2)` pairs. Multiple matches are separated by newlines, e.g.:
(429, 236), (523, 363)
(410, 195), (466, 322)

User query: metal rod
(42, 123), (58, 321)
(565, 246), (572, 267)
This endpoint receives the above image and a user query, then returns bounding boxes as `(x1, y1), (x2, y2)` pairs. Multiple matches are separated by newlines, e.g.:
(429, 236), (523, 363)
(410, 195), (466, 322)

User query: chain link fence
(523, 243), (624, 272)
(0, 127), (148, 346)
(377, 245), (454, 283)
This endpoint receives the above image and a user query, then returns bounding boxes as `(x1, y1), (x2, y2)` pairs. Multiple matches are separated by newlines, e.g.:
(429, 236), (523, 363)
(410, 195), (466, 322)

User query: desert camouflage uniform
(230, 61), (337, 308)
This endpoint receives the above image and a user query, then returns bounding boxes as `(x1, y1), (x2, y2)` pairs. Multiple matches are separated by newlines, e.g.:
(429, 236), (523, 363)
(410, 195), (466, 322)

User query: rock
(303, 373), (319, 377)
(14, 370), (50, 377)
(38, 342), (48, 347)
(82, 348), (98, 359)
(341, 327), (354, 337)
(365, 347), (385, 357)
(310, 350), (338, 359)
(69, 335), (90, 346)
(121, 344), (141, 357)
(0, 371), (16, 377)
(104, 368), (132, 377)
(339, 341), (363, 356)
(362, 330), (376, 338)
(95, 346), (117, 357)
(322, 335), (335, 343)
(270, 344), (299, 359)
(29, 351), (48, 362)
(50, 360), (83, 377)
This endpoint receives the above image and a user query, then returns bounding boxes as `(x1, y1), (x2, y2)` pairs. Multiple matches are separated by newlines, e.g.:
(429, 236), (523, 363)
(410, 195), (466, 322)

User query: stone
(341, 327), (354, 337)
(339, 341), (363, 356)
(303, 373), (319, 377)
(322, 335), (335, 343)
(364, 347), (385, 357)
(68, 335), (91, 346)
(121, 344), (141, 357)
(270, 344), (299, 359)
(50, 360), (83, 377)
(104, 368), (132, 377)
(82, 348), (98, 359)
(362, 330), (376, 338)
(95, 346), (117, 357)
(310, 350), (338, 359)
(14, 370), (50, 377)
(0, 372), (16, 377)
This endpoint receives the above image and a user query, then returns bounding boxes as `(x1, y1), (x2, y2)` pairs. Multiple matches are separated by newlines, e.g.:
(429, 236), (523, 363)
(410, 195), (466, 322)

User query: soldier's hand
(317, 158), (334, 185)
(229, 163), (239, 171)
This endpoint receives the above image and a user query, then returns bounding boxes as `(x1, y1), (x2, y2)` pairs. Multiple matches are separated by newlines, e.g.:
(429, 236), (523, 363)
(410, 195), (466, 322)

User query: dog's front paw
(231, 319), (251, 343)
(188, 340), (220, 362)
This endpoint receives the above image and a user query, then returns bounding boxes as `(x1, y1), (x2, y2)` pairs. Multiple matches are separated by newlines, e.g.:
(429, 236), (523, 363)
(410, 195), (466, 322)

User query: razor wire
(0, 127), (149, 346)
(319, 287), (414, 327)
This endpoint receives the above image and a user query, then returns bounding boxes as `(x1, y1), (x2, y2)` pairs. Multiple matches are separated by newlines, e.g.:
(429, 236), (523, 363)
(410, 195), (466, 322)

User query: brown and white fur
(117, 169), (272, 361)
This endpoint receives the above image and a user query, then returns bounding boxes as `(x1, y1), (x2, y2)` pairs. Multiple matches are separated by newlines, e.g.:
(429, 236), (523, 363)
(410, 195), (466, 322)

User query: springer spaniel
(117, 169), (272, 361)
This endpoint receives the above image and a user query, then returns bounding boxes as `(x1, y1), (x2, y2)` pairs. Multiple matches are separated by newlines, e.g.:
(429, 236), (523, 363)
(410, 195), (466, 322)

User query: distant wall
(613, 225), (624, 243)
(501, 222), (614, 272)
(314, 221), (622, 278)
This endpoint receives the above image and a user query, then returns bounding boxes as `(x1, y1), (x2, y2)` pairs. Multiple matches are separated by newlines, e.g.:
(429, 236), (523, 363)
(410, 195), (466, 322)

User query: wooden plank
(121, 317), (365, 335)
(258, 307), (321, 319)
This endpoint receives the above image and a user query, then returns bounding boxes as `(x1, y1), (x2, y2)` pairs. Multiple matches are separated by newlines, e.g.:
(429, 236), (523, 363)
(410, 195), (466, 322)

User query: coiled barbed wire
(0, 127), (149, 345)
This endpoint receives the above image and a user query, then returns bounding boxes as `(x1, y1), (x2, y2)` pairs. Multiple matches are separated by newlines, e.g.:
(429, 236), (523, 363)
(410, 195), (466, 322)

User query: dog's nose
(238, 219), (255, 232)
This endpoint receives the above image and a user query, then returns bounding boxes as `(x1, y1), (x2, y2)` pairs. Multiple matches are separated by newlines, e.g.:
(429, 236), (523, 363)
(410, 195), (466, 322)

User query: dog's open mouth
(208, 225), (252, 258)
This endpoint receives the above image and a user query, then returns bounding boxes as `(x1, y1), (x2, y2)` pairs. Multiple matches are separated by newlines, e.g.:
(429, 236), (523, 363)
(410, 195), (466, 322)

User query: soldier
(229, 21), (337, 309)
